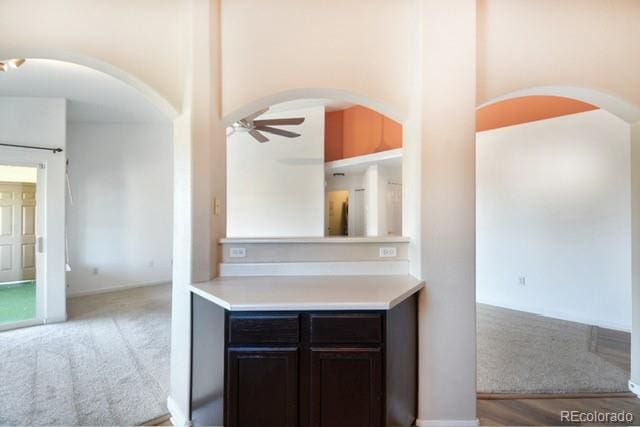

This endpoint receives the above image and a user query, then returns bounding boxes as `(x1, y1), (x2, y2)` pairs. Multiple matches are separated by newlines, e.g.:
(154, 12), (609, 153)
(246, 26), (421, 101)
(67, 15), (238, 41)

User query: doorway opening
(0, 165), (38, 326)
(0, 56), (176, 426)
(475, 92), (637, 397)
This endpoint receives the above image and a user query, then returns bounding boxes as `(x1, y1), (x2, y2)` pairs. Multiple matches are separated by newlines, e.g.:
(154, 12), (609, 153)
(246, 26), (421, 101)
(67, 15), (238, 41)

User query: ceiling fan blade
(249, 129), (269, 143)
(253, 117), (305, 127)
(256, 126), (301, 138)
(244, 108), (269, 124)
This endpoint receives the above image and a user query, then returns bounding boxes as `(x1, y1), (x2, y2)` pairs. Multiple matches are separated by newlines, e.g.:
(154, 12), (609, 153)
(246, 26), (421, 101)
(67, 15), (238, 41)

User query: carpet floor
(0, 281), (36, 325)
(477, 303), (630, 394)
(0, 283), (171, 426)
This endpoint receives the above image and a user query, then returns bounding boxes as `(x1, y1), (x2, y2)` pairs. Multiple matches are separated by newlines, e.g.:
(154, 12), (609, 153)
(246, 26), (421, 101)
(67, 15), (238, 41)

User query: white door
(0, 182), (36, 283)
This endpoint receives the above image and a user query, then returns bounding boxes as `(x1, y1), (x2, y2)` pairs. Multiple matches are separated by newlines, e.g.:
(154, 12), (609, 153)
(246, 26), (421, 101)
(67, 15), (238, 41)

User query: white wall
(631, 121), (640, 386)
(66, 122), (173, 296)
(0, 96), (67, 322)
(226, 106), (325, 237)
(477, 109), (632, 330)
(419, 1), (477, 422)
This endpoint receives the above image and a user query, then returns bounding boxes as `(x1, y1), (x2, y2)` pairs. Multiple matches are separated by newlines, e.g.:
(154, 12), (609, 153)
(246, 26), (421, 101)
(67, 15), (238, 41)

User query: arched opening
(220, 89), (420, 277)
(0, 55), (177, 425)
(475, 87), (640, 405)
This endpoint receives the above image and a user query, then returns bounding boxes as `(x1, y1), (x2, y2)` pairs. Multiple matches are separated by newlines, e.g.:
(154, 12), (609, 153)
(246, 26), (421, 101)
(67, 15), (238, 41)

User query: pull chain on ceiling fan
(229, 107), (305, 143)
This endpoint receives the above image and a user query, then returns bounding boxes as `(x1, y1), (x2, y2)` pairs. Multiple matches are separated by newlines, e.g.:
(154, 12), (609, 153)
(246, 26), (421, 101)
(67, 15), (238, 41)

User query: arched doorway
(475, 86), (640, 423)
(0, 55), (177, 426)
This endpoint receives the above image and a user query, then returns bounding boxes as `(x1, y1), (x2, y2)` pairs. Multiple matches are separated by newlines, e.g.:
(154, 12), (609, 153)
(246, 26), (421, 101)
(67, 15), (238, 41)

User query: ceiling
(0, 59), (168, 123)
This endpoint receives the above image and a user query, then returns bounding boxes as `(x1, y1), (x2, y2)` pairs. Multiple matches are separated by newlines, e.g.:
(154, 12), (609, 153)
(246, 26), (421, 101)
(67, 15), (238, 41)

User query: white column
(631, 122), (640, 395)
(417, 1), (478, 425)
(364, 164), (380, 236)
(168, 0), (216, 425)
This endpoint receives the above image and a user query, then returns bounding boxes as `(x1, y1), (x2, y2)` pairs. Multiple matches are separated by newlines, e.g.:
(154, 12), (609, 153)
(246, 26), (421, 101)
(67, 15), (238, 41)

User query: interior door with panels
(0, 182), (36, 283)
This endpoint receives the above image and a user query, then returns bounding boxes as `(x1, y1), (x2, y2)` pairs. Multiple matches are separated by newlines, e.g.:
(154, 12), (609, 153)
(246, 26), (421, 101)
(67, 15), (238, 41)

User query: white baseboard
(416, 419), (479, 427)
(476, 297), (631, 332)
(67, 279), (171, 298)
(45, 314), (67, 324)
(629, 380), (640, 397)
(167, 395), (191, 427)
(0, 318), (42, 332)
(219, 261), (409, 276)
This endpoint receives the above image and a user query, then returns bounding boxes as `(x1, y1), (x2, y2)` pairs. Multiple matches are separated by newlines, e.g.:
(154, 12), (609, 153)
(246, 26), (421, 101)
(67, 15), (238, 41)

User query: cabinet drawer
(228, 314), (300, 344)
(309, 313), (382, 344)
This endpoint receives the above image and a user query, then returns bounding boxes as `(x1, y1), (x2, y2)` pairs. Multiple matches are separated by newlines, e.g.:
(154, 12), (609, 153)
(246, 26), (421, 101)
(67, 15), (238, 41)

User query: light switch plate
(229, 247), (246, 258)
(379, 247), (397, 257)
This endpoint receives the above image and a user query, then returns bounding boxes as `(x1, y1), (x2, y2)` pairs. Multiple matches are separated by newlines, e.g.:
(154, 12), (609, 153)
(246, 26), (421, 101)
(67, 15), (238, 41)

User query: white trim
(325, 148), (403, 172)
(0, 279), (35, 287)
(416, 419), (479, 427)
(629, 380), (640, 397)
(44, 314), (67, 324)
(66, 279), (171, 298)
(219, 261), (409, 277)
(476, 298), (631, 332)
(167, 395), (191, 427)
(220, 236), (410, 244)
(0, 318), (42, 332)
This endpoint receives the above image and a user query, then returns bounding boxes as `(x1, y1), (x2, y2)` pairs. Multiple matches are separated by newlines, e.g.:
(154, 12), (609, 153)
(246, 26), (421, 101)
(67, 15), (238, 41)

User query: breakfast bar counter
(189, 274), (424, 311)
(189, 275), (424, 427)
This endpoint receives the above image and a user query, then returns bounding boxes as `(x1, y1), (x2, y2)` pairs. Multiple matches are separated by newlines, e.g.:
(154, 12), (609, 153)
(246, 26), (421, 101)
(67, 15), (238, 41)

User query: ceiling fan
(228, 108), (305, 143)
(0, 58), (26, 72)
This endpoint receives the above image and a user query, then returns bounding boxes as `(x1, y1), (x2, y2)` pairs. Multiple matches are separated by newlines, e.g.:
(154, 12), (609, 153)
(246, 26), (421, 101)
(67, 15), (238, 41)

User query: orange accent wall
(476, 95), (598, 132)
(324, 111), (344, 162)
(325, 105), (402, 161)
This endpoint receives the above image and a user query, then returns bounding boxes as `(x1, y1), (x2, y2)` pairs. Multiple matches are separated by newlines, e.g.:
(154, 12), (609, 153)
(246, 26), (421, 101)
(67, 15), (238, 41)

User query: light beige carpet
(477, 303), (629, 394)
(0, 283), (171, 426)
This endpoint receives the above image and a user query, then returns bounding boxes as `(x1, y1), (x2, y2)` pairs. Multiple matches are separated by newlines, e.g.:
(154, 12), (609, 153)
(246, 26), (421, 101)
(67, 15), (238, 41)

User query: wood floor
(148, 398), (640, 426)
(478, 396), (640, 426)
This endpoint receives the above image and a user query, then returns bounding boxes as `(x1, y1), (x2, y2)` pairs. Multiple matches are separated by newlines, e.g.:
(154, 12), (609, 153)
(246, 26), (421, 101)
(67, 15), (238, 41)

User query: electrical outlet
(518, 276), (526, 286)
(229, 247), (246, 258)
(379, 247), (397, 257)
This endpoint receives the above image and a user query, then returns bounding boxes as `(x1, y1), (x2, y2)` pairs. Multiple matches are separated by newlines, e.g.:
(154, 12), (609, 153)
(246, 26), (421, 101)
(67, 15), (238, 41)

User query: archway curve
(0, 48), (180, 120)
(223, 88), (406, 126)
(478, 85), (640, 124)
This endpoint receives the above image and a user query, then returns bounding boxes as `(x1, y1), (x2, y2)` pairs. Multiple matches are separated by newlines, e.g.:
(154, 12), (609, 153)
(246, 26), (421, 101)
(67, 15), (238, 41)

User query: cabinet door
(309, 348), (382, 427)
(226, 347), (299, 427)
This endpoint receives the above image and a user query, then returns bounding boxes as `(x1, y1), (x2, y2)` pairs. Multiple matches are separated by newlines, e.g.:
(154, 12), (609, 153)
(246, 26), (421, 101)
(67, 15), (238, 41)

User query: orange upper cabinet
(325, 105), (402, 162)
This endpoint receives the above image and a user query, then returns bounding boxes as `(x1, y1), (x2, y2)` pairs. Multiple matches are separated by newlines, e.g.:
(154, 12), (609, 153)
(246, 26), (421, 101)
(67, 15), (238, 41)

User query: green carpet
(0, 281), (36, 324)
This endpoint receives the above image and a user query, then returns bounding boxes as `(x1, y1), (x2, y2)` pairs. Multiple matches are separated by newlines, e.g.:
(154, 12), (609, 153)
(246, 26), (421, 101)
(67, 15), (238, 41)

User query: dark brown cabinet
(190, 293), (417, 427)
(226, 348), (299, 427)
(309, 348), (382, 427)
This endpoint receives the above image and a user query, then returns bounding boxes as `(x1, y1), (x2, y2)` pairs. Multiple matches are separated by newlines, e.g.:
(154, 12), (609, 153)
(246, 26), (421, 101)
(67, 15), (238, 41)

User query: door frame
(0, 158), (48, 331)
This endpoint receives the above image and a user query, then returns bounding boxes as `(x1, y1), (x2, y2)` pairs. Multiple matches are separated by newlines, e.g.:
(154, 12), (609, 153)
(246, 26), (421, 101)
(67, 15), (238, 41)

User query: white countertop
(189, 275), (424, 311)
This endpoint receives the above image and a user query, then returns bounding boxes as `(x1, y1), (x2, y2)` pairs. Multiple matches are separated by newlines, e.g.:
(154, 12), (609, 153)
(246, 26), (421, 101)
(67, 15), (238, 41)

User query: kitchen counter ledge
(189, 274), (424, 311)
